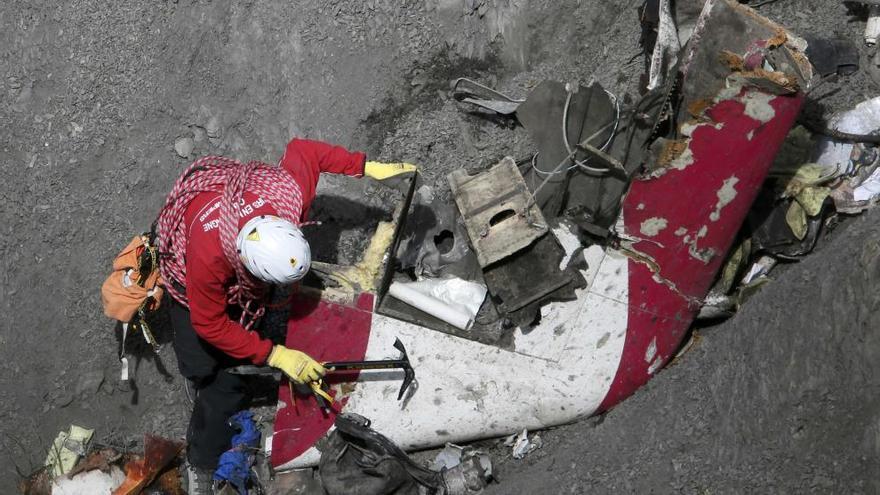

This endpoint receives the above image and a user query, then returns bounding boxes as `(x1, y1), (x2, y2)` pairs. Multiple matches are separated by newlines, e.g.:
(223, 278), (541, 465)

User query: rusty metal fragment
(111, 434), (184, 495)
(67, 447), (122, 478)
(719, 49), (745, 71)
(18, 467), (51, 495)
(152, 466), (186, 495)
(657, 139), (689, 169)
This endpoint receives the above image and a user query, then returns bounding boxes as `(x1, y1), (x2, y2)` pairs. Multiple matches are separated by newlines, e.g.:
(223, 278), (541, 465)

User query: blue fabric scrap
(214, 410), (261, 495)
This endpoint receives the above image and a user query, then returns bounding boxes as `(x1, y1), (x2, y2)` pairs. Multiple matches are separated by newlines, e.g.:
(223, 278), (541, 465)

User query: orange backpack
(101, 234), (164, 380)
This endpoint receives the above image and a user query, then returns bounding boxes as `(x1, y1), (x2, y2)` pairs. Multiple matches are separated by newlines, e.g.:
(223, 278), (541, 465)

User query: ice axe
(323, 338), (415, 401)
(228, 338), (415, 401)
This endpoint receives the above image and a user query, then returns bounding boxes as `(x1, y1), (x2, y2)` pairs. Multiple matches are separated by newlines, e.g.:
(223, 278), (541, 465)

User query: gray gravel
(1, 0), (878, 492)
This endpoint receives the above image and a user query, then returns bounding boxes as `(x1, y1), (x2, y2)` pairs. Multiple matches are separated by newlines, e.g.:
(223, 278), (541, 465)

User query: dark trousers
(169, 299), (251, 470)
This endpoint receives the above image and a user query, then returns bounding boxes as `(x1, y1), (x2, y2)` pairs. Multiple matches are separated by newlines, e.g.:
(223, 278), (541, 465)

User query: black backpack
(319, 414), (445, 495)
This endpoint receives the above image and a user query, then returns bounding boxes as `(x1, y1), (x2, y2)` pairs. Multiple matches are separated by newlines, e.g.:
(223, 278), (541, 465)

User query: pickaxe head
(393, 338), (415, 401)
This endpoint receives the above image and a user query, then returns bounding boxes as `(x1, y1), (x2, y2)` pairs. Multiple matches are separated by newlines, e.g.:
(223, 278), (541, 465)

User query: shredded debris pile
(20, 432), (184, 495)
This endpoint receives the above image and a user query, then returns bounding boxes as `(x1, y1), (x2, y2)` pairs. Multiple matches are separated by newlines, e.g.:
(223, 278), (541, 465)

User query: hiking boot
(185, 464), (216, 495)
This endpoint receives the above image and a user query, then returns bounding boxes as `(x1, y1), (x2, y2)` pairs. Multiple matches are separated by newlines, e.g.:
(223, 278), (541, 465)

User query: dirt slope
(1, 0), (877, 492)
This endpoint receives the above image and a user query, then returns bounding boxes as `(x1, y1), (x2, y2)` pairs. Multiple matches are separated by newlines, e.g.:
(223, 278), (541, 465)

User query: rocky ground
(1, 0), (878, 492)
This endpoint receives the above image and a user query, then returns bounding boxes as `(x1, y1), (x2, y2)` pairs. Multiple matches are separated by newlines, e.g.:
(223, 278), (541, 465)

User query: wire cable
(530, 86), (621, 178)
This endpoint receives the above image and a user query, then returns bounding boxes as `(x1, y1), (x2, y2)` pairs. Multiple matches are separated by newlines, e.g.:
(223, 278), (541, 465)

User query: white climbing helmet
(236, 215), (311, 285)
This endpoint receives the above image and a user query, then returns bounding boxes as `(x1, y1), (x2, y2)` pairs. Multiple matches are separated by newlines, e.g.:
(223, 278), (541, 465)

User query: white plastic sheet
(388, 277), (487, 330)
(51, 466), (125, 495)
(433, 443), (467, 471)
(853, 166), (880, 201)
(503, 429), (543, 459)
(813, 96), (880, 210)
(867, 5), (880, 46)
(815, 96), (880, 177)
(647, 0), (681, 90)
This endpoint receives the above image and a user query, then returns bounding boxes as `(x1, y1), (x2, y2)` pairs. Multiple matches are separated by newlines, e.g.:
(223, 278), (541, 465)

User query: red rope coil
(155, 156), (303, 328)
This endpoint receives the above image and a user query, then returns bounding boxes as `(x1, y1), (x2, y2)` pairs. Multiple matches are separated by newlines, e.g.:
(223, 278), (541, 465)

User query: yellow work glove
(267, 346), (326, 385)
(364, 160), (418, 180)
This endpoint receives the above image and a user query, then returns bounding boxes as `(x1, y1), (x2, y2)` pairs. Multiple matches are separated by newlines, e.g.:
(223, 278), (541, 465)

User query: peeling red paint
(600, 89), (805, 412)
(598, 0), (812, 411)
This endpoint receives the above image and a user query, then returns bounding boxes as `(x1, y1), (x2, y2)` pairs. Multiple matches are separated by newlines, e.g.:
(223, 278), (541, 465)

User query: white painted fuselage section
(281, 244), (629, 469)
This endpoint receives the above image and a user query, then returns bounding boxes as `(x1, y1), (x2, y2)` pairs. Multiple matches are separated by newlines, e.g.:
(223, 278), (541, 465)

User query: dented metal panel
(448, 157), (548, 267)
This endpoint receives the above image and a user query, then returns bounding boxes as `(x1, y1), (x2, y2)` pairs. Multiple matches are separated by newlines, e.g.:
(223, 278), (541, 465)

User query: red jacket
(182, 138), (366, 364)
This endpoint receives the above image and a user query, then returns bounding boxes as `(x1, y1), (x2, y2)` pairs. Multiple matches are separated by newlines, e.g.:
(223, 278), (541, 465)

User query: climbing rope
(155, 156), (304, 329)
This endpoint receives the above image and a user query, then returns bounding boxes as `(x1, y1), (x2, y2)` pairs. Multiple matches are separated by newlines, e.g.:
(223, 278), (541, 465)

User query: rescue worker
(154, 137), (415, 494)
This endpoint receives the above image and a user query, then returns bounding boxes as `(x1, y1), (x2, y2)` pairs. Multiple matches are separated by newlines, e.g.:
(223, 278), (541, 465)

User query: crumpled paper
(504, 429), (543, 460)
(44, 425), (94, 478)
